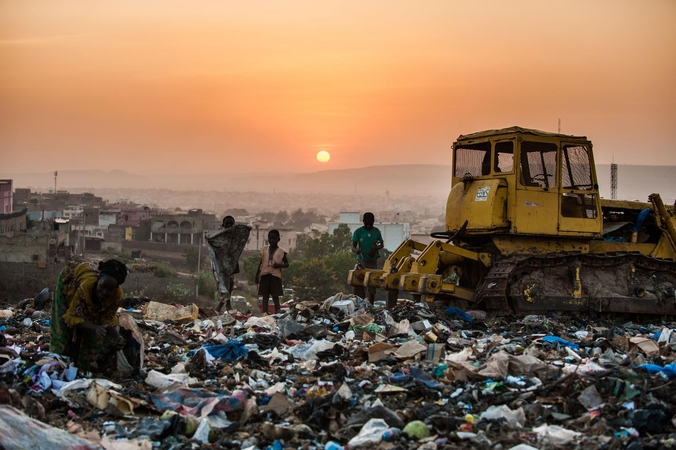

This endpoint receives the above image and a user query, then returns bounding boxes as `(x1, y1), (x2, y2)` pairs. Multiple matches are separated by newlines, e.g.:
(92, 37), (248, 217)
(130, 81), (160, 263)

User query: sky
(1, 0), (675, 175)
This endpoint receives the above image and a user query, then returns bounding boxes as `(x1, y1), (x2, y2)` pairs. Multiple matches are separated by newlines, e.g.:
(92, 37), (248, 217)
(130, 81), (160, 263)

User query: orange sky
(1, 0), (675, 175)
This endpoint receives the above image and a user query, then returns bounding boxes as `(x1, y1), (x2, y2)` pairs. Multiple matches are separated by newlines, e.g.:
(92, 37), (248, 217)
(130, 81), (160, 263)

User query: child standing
(351, 212), (384, 303)
(255, 229), (289, 314)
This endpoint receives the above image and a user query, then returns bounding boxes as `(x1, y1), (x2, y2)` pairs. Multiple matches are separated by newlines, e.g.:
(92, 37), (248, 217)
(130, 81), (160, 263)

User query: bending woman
(50, 260), (128, 372)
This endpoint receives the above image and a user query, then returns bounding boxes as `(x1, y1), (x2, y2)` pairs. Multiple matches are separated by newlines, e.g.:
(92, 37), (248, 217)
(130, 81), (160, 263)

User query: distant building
(0, 208), (27, 236)
(99, 209), (120, 227)
(13, 189), (105, 214)
(328, 212), (410, 252)
(13, 188), (30, 205)
(0, 180), (12, 214)
(378, 210), (416, 224)
(62, 205), (83, 221)
(245, 221), (297, 251)
(150, 209), (215, 245)
(0, 233), (50, 264)
(119, 206), (158, 227)
(27, 210), (62, 221)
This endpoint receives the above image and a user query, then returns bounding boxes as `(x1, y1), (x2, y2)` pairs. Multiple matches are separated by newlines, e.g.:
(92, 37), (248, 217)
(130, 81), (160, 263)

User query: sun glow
(316, 150), (331, 163)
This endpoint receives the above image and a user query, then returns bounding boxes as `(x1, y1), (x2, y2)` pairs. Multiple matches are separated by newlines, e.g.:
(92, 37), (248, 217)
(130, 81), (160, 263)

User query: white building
(328, 212), (410, 252)
(99, 210), (120, 227)
(62, 206), (83, 220)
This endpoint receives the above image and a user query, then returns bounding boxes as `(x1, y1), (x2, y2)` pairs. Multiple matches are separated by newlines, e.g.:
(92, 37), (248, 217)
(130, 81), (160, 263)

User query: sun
(316, 150), (331, 163)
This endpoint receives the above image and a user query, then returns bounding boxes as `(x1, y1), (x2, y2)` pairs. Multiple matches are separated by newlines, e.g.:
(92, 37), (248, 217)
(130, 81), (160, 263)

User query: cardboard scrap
(368, 342), (397, 363)
(629, 337), (660, 356)
(260, 392), (293, 415)
(478, 351), (561, 381)
(393, 340), (427, 360)
(351, 314), (374, 327)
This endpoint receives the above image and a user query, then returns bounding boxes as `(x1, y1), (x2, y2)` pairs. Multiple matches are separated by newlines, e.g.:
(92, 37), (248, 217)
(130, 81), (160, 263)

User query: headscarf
(98, 259), (128, 285)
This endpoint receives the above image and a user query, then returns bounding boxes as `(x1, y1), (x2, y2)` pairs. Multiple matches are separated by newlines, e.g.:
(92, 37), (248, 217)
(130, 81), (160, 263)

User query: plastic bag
(347, 418), (389, 448)
(445, 307), (473, 322)
(480, 404), (526, 428)
(542, 336), (579, 350)
(203, 341), (249, 361)
(638, 363), (676, 378)
(0, 405), (100, 449)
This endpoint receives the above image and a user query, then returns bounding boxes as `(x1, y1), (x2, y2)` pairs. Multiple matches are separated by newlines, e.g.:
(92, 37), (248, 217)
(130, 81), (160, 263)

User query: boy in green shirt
(351, 212), (384, 302)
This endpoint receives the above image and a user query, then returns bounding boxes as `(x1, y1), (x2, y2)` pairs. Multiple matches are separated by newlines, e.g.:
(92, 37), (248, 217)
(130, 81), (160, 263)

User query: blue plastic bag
(444, 307), (472, 322)
(542, 335), (579, 350)
(638, 363), (676, 378)
(203, 341), (248, 361)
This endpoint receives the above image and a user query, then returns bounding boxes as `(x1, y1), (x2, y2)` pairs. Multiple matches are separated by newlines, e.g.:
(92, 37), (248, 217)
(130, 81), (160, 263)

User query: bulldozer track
(478, 252), (676, 315)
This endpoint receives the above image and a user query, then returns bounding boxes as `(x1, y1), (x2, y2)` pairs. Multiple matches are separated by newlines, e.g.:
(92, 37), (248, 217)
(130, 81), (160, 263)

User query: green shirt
(352, 226), (383, 262)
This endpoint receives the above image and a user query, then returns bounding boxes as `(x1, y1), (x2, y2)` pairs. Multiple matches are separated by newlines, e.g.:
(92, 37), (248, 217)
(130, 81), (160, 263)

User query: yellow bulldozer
(348, 126), (676, 315)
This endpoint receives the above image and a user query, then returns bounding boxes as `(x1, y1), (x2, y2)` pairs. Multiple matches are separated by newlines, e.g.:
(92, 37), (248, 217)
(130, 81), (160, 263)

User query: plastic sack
(445, 307), (473, 322)
(0, 405), (100, 449)
(203, 341), (249, 361)
(193, 418), (211, 443)
(347, 418), (389, 448)
(205, 224), (251, 295)
(532, 424), (582, 445)
(542, 335), (580, 350)
(480, 404), (526, 428)
(638, 363), (676, 378)
(287, 339), (336, 361)
(145, 370), (196, 389)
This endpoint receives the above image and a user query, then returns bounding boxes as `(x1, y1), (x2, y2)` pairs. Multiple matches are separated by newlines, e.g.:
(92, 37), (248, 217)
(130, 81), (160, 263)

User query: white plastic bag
(347, 418), (389, 448)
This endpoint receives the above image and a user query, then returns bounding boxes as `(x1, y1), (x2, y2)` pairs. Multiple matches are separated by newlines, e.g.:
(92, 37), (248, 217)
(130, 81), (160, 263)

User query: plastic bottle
(382, 427), (400, 441)
(324, 441), (343, 450)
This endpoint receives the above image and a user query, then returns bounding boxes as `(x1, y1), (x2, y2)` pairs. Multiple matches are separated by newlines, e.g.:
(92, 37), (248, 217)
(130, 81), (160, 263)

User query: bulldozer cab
(450, 127), (603, 238)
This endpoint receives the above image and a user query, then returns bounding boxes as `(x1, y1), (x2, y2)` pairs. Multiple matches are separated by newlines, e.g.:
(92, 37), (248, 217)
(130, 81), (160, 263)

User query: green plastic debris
(353, 323), (384, 334)
(403, 420), (431, 439)
(432, 364), (448, 378)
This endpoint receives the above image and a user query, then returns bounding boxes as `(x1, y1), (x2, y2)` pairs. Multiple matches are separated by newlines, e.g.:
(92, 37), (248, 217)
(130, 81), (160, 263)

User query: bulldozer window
(561, 193), (598, 218)
(520, 141), (557, 188)
(454, 142), (491, 178)
(494, 141), (514, 173)
(562, 145), (593, 190)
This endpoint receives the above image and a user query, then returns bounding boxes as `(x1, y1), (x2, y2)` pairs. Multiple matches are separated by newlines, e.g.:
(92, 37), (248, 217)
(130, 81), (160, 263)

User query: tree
(285, 225), (357, 300)
(330, 223), (352, 253)
(291, 258), (338, 301)
(325, 251), (356, 293)
(241, 254), (261, 284)
(185, 247), (199, 273)
(288, 208), (325, 230)
(260, 211), (276, 222)
(274, 210), (289, 224)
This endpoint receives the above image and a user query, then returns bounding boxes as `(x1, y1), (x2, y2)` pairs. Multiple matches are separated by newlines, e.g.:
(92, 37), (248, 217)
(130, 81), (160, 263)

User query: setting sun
(316, 151), (331, 163)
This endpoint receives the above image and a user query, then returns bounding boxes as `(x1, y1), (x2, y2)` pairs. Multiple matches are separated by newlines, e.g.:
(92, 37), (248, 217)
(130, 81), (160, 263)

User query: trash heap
(2, 293), (676, 449)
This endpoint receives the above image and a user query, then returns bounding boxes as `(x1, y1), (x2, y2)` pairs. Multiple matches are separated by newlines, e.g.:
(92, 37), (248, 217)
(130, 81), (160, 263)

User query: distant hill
(1, 164), (674, 203)
(0, 165), (453, 198)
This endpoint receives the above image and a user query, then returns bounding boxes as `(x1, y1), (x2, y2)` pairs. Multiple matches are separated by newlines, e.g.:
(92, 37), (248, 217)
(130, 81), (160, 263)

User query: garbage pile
(2, 292), (676, 449)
